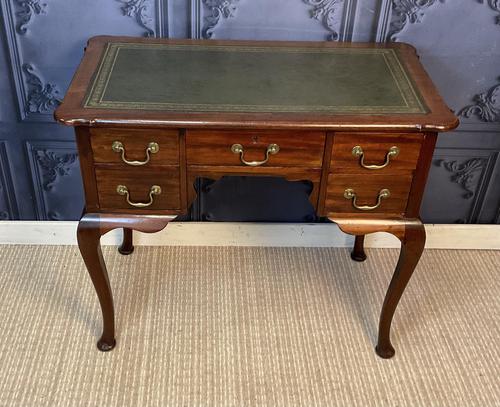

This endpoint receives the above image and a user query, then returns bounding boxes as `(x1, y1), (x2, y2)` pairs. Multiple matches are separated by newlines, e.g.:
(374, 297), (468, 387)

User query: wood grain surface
(325, 173), (413, 215)
(186, 130), (325, 167)
(95, 166), (181, 211)
(330, 132), (423, 172)
(90, 128), (180, 165)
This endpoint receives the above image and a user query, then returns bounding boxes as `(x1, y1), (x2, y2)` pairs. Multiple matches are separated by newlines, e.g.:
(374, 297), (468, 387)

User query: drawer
(331, 133), (423, 171)
(325, 173), (413, 215)
(186, 130), (325, 167)
(90, 128), (180, 165)
(95, 167), (181, 210)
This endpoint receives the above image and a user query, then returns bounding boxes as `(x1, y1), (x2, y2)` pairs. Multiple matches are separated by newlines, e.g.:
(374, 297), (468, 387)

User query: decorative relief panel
(191, 0), (240, 39)
(15, 0), (47, 34)
(26, 141), (83, 220)
(23, 63), (61, 114)
(422, 149), (496, 223)
(439, 158), (489, 199)
(204, 0), (239, 38)
(34, 149), (78, 191)
(387, 0), (446, 40)
(191, 0), (351, 41)
(2, 0), (62, 121)
(459, 79), (500, 123)
(117, 0), (156, 37)
(304, 0), (345, 40)
(2, 0), (169, 123)
(478, 0), (500, 24)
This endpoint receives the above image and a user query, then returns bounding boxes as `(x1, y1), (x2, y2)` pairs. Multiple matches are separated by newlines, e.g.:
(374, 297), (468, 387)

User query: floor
(0, 245), (498, 407)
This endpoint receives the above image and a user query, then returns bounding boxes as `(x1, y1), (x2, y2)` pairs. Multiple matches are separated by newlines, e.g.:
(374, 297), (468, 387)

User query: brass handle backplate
(231, 143), (280, 167)
(112, 141), (159, 166)
(343, 188), (390, 211)
(116, 185), (161, 208)
(352, 145), (399, 170)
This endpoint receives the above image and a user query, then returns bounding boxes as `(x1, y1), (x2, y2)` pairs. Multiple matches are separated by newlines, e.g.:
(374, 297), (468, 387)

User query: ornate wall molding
(22, 63), (61, 114)
(426, 148), (497, 223)
(26, 141), (82, 220)
(458, 79), (500, 122)
(440, 158), (488, 199)
(15, 0), (47, 34)
(478, 0), (500, 24)
(304, 0), (345, 41)
(388, 0), (445, 40)
(34, 150), (78, 191)
(3, 0), (169, 122)
(199, 0), (239, 39)
(117, 0), (155, 37)
(1, 0), (61, 121)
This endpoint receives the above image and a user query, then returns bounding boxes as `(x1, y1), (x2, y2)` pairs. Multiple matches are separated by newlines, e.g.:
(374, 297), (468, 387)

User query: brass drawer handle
(344, 188), (390, 211)
(116, 185), (161, 208)
(112, 141), (159, 166)
(231, 143), (280, 167)
(352, 145), (399, 170)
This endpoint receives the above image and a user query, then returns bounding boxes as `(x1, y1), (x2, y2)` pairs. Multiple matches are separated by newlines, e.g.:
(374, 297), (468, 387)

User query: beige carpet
(0, 245), (498, 407)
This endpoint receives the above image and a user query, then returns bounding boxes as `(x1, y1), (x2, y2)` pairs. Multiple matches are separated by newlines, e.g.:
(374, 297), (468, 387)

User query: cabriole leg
(77, 215), (116, 351)
(375, 222), (426, 358)
(76, 213), (173, 351)
(333, 218), (426, 359)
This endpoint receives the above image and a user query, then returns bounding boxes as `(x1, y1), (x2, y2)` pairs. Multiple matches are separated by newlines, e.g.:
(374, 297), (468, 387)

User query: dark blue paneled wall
(0, 0), (499, 222)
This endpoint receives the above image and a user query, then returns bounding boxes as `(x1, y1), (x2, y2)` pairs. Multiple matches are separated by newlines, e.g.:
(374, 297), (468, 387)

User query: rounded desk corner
(393, 42), (419, 55)
(420, 111), (460, 133)
(443, 116), (460, 132)
(86, 35), (115, 48)
(54, 107), (92, 127)
(431, 116), (460, 133)
(53, 108), (70, 126)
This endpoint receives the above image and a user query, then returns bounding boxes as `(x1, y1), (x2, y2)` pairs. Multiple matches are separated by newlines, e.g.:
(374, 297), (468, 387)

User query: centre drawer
(95, 167), (181, 211)
(186, 130), (325, 167)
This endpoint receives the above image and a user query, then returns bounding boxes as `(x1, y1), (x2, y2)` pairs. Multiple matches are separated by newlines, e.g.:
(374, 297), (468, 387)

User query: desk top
(55, 36), (458, 132)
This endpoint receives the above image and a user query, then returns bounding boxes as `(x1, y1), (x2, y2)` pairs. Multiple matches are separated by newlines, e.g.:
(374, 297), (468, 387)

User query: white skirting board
(0, 221), (498, 250)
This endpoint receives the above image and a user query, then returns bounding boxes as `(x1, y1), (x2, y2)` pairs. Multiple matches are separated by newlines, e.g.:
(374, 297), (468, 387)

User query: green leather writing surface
(85, 43), (427, 114)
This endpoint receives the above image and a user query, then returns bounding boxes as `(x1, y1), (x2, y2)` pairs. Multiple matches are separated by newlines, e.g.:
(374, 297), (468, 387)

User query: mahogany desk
(55, 36), (458, 358)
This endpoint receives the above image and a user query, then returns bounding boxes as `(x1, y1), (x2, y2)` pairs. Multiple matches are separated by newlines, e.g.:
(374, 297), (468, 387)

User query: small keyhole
(251, 135), (259, 144)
